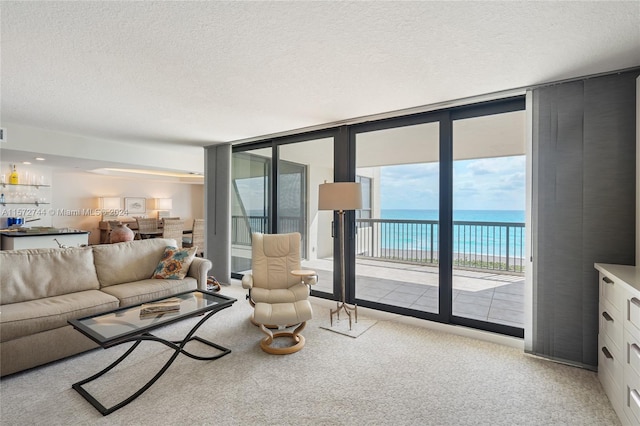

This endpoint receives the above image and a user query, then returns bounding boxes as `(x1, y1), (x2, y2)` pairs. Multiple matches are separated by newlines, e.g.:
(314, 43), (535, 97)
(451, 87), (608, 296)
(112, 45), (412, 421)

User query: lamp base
(330, 301), (358, 330)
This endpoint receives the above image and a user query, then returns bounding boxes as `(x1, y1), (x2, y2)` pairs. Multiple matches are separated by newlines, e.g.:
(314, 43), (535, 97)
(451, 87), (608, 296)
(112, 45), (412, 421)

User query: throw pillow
(153, 246), (197, 280)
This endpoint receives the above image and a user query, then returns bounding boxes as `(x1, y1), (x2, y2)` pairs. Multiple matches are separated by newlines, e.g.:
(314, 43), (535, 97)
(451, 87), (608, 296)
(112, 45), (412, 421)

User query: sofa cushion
(0, 290), (119, 342)
(153, 246), (197, 280)
(0, 247), (100, 305)
(92, 238), (178, 287)
(100, 278), (197, 307)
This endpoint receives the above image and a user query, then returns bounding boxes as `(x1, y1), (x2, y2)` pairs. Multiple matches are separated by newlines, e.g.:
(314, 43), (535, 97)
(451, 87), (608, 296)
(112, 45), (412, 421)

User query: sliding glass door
(278, 137), (335, 294)
(277, 160), (307, 256)
(354, 121), (441, 313)
(349, 99), (525, 336)
(231, 149), (271, 275)
(232, 133), (337, 295)
(451, 110), (526, 331)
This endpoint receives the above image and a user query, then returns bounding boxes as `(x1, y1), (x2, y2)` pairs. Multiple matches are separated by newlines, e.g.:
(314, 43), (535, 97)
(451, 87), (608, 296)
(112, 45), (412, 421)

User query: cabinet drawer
(625, 371), (640, 426)
(600, 273), (624, 315)
(626, 330), (640, 377)
(599, 364), (623, 419)
(629, 295), (640, 335)
(599, 334), (623, 388)
(600, 301), (623, 352)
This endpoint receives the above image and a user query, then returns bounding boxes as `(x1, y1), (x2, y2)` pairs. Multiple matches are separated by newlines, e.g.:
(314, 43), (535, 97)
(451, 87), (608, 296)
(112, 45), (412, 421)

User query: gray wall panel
(581, 73), (636, 363)
(205, 143), (232, 284)
(532, 70), (637, 368)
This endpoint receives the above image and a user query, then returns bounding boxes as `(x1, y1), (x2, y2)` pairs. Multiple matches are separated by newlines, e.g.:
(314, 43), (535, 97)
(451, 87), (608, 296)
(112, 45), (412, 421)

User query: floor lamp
(318, 181), (362, 330)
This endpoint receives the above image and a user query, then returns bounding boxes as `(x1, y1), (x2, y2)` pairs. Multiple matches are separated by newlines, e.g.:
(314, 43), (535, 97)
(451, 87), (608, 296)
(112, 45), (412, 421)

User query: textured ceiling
(1, 1), (639, 148)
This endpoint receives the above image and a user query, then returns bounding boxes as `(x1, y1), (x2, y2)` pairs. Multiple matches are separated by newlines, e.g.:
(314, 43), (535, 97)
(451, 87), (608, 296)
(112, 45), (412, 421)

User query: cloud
(379, 163), (440, 209)
(377, 156), (526, 211)
(382, 163), (439, 182)
(467, 156), (525, 176)
(453, 157), (525, 210)
(492, 172), (526, 191)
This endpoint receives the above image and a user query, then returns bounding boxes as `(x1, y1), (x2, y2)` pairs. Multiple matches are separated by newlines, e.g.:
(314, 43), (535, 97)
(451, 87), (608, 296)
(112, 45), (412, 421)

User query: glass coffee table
(68, 290), (236, 415)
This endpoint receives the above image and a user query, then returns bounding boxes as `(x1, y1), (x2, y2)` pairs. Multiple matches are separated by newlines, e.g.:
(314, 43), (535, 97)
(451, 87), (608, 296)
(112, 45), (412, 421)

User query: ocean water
(377, 209), (526, 257)
(242, 209), (526, 258)
(381, 209), (525, 223)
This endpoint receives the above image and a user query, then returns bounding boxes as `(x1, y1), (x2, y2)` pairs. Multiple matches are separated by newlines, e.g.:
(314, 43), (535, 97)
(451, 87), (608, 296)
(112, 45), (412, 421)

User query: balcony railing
(232, 215), (268, 246)
(232, 215), (525, 273)
(232, 214), (305, 251)
(356, 219), (525, 273)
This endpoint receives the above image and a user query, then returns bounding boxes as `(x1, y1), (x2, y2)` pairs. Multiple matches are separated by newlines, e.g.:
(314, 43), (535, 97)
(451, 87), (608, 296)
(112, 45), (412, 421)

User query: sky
(235, 155), (527, 214)
(379, 155), (526, 211)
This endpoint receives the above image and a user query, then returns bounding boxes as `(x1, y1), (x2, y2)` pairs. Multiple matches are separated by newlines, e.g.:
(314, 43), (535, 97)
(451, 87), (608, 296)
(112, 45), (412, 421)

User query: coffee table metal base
(72, 309), (229, 416)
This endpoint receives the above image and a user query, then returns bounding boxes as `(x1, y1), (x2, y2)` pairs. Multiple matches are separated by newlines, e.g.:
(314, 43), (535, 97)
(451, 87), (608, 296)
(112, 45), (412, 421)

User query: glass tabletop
(69, 290), (236, 346)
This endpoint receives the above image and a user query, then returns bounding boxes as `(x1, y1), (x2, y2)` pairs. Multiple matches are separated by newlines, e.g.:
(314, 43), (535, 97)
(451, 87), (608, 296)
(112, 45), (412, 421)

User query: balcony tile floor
(303, 258), (525, 329)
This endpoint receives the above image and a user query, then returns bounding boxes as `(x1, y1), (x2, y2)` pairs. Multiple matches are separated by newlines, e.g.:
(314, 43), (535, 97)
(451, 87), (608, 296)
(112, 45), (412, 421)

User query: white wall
(1, 122), (206, 245)
(51, 170), (203, 245)
(1, 159), (203, 245)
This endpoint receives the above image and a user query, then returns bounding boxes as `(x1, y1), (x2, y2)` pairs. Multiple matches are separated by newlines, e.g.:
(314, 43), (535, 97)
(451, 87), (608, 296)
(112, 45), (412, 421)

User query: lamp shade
(155, 198), (173, 210)
(99, 197), (121, 210)
(318, 182), (362, 211)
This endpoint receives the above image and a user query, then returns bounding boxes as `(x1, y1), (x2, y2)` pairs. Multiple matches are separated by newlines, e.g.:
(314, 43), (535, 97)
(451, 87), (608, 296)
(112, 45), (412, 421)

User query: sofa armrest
(188, 257), (213, 290)
(241, 274), (253, 289)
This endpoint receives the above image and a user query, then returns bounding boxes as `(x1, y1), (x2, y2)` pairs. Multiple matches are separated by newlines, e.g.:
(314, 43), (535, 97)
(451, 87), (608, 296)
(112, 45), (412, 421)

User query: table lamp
(99, 197), (121, 220)
(155, 198), (173, 219)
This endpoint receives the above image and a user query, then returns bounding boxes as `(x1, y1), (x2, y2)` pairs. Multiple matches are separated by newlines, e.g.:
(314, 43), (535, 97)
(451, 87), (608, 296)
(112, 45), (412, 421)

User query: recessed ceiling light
(22, 161), (31, 165)
(35, 157), (45, 161)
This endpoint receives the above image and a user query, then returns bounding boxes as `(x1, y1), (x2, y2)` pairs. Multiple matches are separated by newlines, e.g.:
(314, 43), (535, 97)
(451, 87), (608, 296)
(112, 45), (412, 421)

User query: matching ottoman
(254, 300), (313, 354)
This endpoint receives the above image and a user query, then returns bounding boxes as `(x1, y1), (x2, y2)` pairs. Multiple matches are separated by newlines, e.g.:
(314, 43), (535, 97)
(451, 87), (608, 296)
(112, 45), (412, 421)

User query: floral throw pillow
(153, 246), (197, 280)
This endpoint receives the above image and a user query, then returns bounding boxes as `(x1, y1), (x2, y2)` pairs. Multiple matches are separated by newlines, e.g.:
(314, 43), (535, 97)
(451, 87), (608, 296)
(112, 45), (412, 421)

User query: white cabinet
(595, 263), (640, 426)
(0, 231), (89, 250)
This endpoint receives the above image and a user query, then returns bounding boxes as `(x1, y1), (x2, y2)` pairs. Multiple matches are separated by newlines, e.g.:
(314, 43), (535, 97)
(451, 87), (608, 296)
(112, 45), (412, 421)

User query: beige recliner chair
(242, 232), (316, 354)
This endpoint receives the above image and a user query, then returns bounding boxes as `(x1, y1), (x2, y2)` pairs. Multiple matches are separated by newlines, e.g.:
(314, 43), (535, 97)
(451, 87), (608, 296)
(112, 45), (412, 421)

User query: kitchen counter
(1, 229), (90, 250)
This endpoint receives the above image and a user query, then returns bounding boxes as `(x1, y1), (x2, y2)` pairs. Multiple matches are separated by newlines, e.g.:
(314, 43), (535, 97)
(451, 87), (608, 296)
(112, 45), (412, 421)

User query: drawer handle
(601, 311), (613, 322)
(631, 297), (640, 308)
(602, 276), (614, 284)
(632, 343), (640, 358)
(601, 346), (613, 360)
(632, 389), (640, 409)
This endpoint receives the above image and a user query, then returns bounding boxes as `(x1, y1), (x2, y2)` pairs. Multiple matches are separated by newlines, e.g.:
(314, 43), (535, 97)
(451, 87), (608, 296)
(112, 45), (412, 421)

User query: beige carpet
(0, 284), (620, 426)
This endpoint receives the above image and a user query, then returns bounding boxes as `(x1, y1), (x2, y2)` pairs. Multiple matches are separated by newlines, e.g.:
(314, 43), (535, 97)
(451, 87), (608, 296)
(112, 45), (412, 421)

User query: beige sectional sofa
(0, 238), (212, 377)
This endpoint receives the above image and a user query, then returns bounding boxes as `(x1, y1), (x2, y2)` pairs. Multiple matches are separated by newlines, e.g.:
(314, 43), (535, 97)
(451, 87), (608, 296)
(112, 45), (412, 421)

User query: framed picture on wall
(125, 197), (146, 214)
